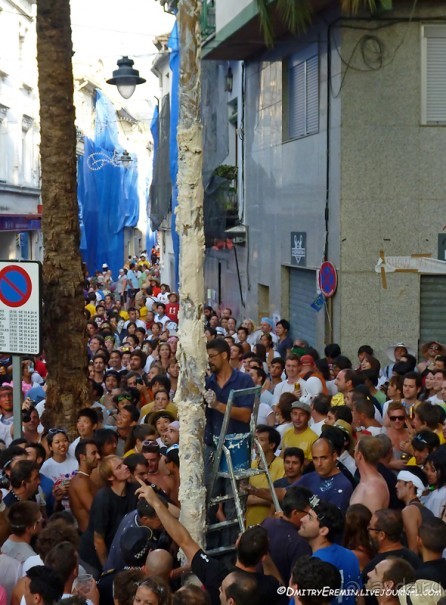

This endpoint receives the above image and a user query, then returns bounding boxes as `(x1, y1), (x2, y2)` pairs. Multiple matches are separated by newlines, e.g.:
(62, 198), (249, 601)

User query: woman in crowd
(41, 428), (78, 508)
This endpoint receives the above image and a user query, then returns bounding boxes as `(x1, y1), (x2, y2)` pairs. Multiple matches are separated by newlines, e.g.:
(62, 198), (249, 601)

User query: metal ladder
(206, 385), (282, 556)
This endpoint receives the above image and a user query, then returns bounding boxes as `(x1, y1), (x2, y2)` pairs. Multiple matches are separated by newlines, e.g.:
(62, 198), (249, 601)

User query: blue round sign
(319, 262), (337, 298)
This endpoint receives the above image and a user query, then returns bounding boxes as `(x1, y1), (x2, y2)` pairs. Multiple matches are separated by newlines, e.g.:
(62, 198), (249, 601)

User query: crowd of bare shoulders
(0, 251), (445, 605)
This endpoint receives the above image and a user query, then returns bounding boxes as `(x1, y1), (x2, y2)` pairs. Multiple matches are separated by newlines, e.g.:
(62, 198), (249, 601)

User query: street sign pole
(0, 260), (42, 439)
(12, 355), (22, 438)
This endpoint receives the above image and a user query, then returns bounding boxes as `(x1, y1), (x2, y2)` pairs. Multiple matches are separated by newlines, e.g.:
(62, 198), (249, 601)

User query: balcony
(201, 0), (216, 41)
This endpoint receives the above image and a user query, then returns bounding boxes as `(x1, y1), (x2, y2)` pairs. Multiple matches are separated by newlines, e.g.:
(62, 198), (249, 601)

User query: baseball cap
(300, 355), (315, 366)
(291, 400), (311, 414)
(168, 421), (180, 431)
(120, 527), (154, 566)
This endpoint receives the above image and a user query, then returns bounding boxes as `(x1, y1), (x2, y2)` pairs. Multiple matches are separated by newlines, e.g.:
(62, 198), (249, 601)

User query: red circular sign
(0, 265), (32, 307)
(319, 262), (337, 298)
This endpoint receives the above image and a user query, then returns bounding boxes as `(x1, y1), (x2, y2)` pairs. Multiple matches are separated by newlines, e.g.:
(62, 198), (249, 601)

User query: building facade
(0, 0), (41, 261)
(201, 0), (446, 361)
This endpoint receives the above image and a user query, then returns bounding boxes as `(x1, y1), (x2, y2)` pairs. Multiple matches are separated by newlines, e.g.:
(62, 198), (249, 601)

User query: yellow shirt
(245, 456), (285, 527)
(85, 303), (96, 317)
(331, 393), (345, 406)
(435, 426), (446, 445)
(282, 426), (318, 460)
(140, 401), (178, 420)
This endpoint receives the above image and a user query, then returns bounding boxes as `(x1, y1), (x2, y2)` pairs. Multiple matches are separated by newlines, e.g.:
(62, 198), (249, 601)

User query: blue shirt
(290, 471), (353, 513)
(313, 544), (362, 605)
(205, 369), (254, 445)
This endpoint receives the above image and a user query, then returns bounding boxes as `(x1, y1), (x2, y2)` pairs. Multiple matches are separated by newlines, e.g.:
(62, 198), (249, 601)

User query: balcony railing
(201, 0), (216, 40)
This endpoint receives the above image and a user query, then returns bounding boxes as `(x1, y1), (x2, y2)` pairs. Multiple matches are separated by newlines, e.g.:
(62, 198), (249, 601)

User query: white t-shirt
(272, 379), (303, 406)
(257, 403), (274, 425)
(40, 455), (78, 486)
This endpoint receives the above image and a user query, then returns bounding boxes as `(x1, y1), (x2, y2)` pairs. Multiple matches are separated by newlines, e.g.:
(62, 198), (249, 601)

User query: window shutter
(424, 27), (446, 124)
(289, 62), (306, 139)
(287, 50), (319, 139)
(306, 55), (319, 134)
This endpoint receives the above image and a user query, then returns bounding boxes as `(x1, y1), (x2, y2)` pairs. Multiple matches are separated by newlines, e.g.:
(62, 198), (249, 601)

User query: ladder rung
(209, 494), (236, 504)
(206, 519), (240, 532)
(217, 468), (267, 480)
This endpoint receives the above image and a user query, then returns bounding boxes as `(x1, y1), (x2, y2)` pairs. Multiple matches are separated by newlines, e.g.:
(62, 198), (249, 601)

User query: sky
(70, 0), (174, 97)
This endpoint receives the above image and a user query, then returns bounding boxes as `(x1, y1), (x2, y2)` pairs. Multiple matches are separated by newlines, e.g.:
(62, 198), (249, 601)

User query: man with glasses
(2, 501), (44, 563)
(361, 509), (422, 603)
(204, 339), (255, 545)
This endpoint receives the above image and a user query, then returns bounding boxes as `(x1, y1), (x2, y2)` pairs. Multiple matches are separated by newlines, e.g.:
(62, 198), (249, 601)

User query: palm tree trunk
(36, 0), (90, 435)
(176, 0), (207, 546)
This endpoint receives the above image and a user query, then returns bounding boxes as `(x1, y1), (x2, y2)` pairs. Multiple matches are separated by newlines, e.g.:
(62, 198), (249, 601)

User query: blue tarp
(168, 22), (180, 291)
(146, 106), (159, 253)
(77, 90), (139, 278)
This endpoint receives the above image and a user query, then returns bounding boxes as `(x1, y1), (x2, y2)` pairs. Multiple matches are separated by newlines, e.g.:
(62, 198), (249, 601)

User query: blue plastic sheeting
(146, 106), (159, 253)
(77, 90), (139, 278)
(168, 22), (180, 292)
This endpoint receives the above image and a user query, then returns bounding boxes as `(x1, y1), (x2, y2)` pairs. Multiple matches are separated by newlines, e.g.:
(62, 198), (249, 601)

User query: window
(284, 44), (319, 140)
(421, 25), (446, 124)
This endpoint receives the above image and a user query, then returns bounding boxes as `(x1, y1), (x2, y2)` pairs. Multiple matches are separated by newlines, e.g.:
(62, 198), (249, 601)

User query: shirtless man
(142, 441), (175, 502)
(350, 435), (389, 514)
(68, 439), (101, 532)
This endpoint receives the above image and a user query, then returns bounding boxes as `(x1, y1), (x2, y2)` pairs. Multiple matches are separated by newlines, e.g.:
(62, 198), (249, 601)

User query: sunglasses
(117, 395), (132, 402)
(389, 416), (405, 421)
(48, 428), (67, 435)
(413, 434), (428, 444)
(142, 440), (160, 453)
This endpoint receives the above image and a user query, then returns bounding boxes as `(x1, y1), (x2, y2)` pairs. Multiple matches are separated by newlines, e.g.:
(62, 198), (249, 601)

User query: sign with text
(0, 261), (42, 354)
(290, 232), (306, 266)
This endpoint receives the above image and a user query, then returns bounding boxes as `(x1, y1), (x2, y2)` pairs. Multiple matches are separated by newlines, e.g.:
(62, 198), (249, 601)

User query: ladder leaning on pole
(205, 385), (282, 556)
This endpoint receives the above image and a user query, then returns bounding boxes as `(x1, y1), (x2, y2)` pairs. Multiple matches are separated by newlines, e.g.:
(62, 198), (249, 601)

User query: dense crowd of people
(0, 250), (445, 605)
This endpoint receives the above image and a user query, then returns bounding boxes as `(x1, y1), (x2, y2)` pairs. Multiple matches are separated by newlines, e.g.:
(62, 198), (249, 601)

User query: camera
(22, 399), (36, 423)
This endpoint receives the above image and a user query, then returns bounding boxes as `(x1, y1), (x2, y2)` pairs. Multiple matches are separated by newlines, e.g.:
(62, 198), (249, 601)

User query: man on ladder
(204, 339), (255, 548)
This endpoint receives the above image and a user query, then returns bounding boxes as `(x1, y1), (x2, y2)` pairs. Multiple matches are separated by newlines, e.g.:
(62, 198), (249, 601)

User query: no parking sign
(318, 261), (337, 298)
(0, 261), (42, 354)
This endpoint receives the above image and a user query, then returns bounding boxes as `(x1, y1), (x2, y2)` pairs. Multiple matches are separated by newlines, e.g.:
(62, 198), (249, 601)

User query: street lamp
(106, 56), (146, 100)
(87, 149), (133, 171)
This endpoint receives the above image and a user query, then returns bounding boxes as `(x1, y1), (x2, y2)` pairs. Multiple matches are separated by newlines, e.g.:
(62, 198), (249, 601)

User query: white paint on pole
(0, 261), (42, 355)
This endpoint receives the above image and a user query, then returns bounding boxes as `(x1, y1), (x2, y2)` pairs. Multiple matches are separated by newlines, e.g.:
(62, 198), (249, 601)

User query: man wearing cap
(281, 401), (318, 465)
(254, 317), (278, 346)
(104, 498), (167, 572)
(381, 343), (413, 382)
(143, 439), (175, 501)
(396, 467), (435, 553)
(299, 355), (326, 401)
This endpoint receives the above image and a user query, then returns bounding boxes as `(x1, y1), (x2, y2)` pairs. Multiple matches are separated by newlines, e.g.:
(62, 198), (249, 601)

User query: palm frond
(256, 0), (313, 47)
(340, 0), (385, 14)
(255, 0), (275, 48)
(278, 0), (313, 34)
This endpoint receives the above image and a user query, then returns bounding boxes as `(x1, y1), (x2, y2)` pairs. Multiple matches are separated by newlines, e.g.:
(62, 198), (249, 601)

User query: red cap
(300, 355), (315, 365)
